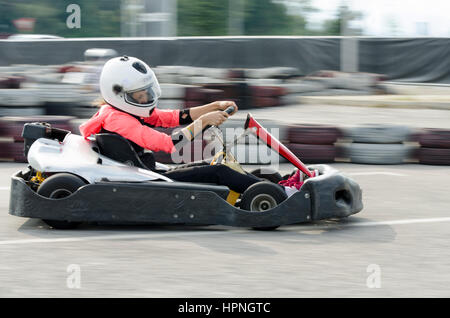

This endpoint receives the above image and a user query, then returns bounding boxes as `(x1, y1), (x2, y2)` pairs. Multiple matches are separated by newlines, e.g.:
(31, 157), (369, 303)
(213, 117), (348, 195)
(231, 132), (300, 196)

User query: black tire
(37, 173), (86, 229)
(287, 143), (337, 163)
(417, 129), (450, 148)
(343, 125), (411, 144)
(250, 168), (283, 184)
(240, 181), (288, 231)
(341, 143), (413, 165)
(288, 124), (341, 145)
(418, 147), (450, 165)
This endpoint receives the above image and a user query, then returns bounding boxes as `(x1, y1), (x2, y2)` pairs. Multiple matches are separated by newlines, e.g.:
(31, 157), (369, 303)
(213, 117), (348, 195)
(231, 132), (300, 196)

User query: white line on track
(0, 187), (10, 191)
(329, 217), (450, 228)
(345, 172), (407, 177)
(1, 217), (450, 246)
(0, 230), (244, 246)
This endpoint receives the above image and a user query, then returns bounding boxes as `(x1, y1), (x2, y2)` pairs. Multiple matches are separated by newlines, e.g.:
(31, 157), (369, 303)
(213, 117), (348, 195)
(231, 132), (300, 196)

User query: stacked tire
(0, 89), (45, 117)
(156, 84), (186, 110)
(203, 83), (252, 109)
(416, 129), (450, 165)
(217, 118), (288, 165)
(340, 125), (415, 164)
(184, 87), (225, 109)
(249, 86), (286, 108)
(287, 124), (341, 163)
(0, 116), (74, 163)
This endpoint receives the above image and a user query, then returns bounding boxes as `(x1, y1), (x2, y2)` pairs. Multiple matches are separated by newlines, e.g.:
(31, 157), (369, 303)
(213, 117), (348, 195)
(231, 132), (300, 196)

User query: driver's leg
(167, 159), (211, 171)
(163, 164), (261, 193)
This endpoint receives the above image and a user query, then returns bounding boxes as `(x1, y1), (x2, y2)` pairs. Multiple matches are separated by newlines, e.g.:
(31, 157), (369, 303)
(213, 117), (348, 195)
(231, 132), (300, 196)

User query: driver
(80, 56), (261, 193)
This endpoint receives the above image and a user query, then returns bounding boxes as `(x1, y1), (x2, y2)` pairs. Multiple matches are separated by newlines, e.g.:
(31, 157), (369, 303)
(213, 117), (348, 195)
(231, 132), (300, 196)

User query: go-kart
(9, 108), (363, 230)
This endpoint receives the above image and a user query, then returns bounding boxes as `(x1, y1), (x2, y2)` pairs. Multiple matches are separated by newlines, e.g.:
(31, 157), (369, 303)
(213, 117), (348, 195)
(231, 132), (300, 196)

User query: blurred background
(0, 0), (449, 165)
(2, 0), (450, 38)
(1, 1), (450, 299)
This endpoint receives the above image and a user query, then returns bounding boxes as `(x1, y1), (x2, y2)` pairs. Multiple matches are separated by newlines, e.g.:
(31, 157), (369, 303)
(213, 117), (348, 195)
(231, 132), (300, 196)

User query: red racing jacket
(79, 104), (180, 153)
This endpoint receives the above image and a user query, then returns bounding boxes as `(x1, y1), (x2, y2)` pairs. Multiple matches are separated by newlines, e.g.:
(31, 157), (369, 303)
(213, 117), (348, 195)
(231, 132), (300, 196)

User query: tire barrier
(251, 97), (280, 108)
(339, 143), (415, 165)
(288, 124), (341, 145)
(0, 116), (74, 162)
(1, 62), (387, 117)
(0, 114), (447, 166)
(0, 141), (26, 162)
(343, 124), (412, 144)
(0, 77), (9, 88)
(418, 147), (450, 165)
(341, 124), (415, 165)
(249, 86), (286, 98)
(416, 128), (450, 165)
(287, 143), (337, 164)
(44, 102), (98, 118)
(0, 116), (74, 142)
(306, 71), (385, 91)
(157, 99), (183, 110)
(286, 124), (341, 164)
(0, 107), (45, 117)
(160, 84), (187, 99)
(0, 115), (74, 163)
(0, 60), (444, 167)
(184, 87), (225, 107)
(0, 76), (24, 89)
(417, 129), (450, 149)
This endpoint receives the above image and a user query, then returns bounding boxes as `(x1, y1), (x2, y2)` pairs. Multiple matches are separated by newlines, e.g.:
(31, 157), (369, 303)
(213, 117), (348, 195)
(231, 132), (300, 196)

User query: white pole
(228, 0), (244, 35)
(340, 4), (359, 72)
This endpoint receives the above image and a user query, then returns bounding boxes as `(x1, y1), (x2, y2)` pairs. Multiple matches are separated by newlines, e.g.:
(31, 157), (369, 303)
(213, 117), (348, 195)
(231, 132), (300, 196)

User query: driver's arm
(188, 101), (238, 120)
(171, 111), (229, 149)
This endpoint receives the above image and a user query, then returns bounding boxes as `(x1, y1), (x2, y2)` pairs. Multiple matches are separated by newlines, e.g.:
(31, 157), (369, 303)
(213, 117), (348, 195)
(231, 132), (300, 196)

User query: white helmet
(100, 56), (161, 117)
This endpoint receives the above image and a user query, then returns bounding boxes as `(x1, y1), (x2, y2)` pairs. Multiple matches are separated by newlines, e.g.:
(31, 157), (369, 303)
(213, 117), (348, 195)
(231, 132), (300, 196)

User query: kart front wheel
(37, 173), (87, 229)
(240, 181), (288, 231)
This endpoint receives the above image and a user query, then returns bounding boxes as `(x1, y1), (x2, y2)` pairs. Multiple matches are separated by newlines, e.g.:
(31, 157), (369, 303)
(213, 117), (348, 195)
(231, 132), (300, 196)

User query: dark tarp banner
(0, 37), (449, 83)
(0, 37), (340, 76)
(359, 38), (450, 84)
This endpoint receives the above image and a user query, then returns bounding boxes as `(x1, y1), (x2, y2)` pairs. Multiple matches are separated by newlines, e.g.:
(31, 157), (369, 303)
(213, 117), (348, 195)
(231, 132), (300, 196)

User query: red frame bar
(245, 114), (313, 178)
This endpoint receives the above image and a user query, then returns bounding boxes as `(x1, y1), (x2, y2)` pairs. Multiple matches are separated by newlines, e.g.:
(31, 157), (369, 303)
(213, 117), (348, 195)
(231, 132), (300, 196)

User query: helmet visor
(124, 84), (161, 107)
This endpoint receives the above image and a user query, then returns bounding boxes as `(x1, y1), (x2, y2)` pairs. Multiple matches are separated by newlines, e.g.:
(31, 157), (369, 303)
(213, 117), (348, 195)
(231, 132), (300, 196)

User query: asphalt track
(1, 161), (449, 297)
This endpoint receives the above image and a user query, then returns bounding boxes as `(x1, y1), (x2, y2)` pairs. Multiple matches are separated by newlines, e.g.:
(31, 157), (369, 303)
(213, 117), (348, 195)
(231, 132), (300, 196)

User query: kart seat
(95, 133), (150, 169)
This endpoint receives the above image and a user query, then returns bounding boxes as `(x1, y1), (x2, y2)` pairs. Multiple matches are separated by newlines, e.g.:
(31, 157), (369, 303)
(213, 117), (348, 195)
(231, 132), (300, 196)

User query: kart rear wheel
(37, 173), (87, 229)
(240, 181), (288, 231)
(250, 168), (283, 184)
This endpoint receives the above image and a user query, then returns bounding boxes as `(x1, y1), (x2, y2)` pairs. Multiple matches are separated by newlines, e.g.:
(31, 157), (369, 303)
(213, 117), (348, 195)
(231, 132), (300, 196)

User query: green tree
(177, 0), (316, 36)
(0, 0), (121, 37)
(322, 4), (363, 36)
(243, 0), (291, 35)
(177, 0), (228, 36)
